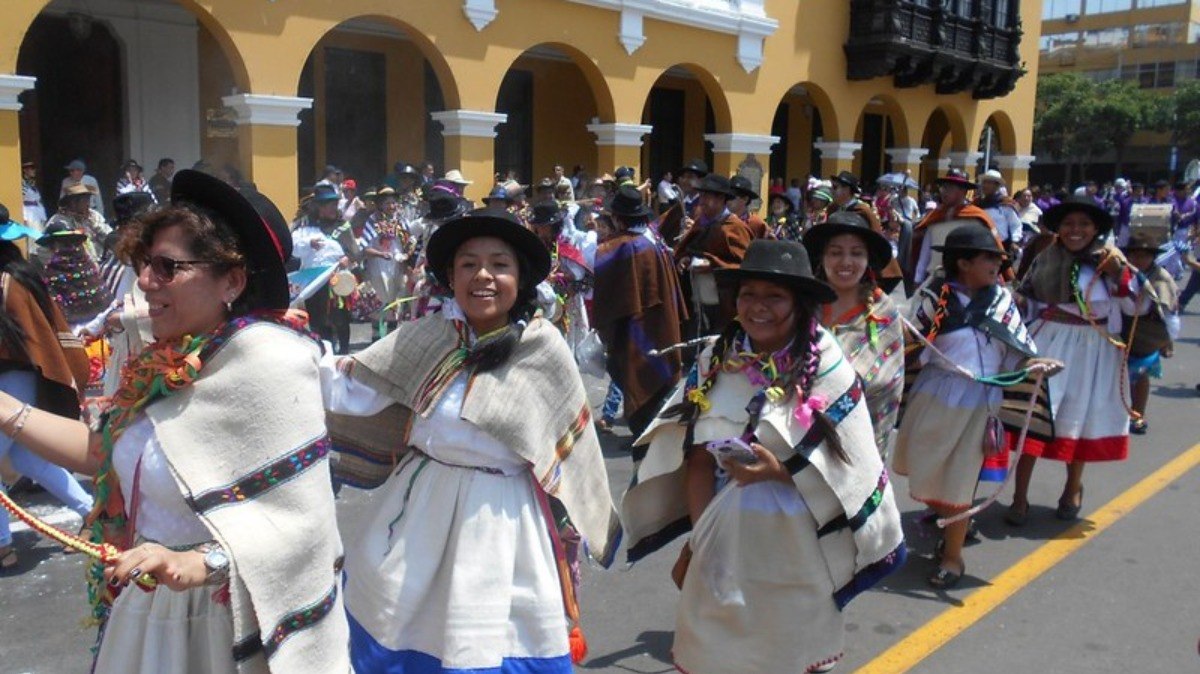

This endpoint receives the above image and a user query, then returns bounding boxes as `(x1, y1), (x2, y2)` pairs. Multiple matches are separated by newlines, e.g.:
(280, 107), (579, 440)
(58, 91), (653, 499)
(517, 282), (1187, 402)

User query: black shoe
(6, 477), (40, 497)
(928, 562), (965, 589)
(1004, 502), (1028, 527)
(1129, 419), (1148, 435)
(1056, 487), (1083, 521)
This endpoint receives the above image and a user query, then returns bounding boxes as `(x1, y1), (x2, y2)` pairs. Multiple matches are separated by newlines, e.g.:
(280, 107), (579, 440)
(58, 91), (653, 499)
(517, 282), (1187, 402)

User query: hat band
(260, 217), (285, 265)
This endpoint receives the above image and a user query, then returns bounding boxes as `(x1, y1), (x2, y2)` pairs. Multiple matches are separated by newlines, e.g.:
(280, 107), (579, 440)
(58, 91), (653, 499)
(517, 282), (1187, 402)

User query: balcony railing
(845, 0), (1026, 99)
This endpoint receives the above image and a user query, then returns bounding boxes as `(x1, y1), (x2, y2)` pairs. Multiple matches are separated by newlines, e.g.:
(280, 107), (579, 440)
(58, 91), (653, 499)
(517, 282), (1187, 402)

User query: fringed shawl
(329, 312), (622, 567)
(1020, 239), (1127, 305)
(130, 320), (349, 672)
(620, 330), (906, 609)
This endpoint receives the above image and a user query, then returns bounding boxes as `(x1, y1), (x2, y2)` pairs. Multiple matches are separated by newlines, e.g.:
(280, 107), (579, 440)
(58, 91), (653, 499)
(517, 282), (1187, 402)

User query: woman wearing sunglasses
(0, 171), (350, 673)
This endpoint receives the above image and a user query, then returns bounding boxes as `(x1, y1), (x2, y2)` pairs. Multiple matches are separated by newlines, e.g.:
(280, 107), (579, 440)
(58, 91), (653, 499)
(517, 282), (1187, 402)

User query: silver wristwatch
(199, 544), (231, 585)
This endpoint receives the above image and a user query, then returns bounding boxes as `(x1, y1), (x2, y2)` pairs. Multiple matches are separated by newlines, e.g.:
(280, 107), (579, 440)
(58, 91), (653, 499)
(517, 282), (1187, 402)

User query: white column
(704, 133), (780, 155)
(0, 75), (36, 111)
(812, 141), (862, 161)
(886, 147), (930, 165)
(223, 94), (313, 127)
(994, 154), (1036, 170)
(946, 151), (984, 170)
(587, 122), (652, 146)
(430, 110), (508, 138)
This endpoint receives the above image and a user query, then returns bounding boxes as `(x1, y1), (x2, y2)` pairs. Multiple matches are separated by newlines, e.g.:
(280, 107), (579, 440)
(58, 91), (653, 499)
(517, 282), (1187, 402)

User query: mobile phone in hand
(705, 438), (758, 465)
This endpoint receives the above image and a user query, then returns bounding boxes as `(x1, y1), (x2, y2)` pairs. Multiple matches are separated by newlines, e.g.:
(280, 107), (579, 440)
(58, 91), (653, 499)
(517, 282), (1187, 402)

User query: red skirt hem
(1014, 432), (1128, 463)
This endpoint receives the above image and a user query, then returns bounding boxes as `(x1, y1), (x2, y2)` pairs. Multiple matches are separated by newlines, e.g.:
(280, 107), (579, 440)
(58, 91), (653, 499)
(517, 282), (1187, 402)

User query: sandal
(928, 561), (965, 589)
(1056, 486), (1083, 521)
(0, 545), (17, 570)
(1129, 419), (1148, 435)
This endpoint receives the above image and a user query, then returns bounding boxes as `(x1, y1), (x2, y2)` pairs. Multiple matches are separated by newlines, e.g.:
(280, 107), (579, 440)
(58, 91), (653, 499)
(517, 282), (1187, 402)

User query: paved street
(2, 315), (1198, 673)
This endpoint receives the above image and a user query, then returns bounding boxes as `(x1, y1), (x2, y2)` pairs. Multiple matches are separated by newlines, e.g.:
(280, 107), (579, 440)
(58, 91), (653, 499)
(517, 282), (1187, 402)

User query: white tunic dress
(93, 416), (240, 674)
(323, 360), (571, 673)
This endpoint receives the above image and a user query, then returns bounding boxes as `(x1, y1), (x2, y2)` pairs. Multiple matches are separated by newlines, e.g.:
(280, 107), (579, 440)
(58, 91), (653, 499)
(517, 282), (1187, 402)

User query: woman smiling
(805, 212), (905, 457)
(621, 239), (905, 674)
(0, 171), (350, 673)
(1009, 195), (1135, 525)
(322, 209), (620, 674)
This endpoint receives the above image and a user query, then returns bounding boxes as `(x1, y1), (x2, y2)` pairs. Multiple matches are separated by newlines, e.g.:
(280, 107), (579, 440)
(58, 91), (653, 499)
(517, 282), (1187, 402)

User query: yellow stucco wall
(1, 0), (1041, 216)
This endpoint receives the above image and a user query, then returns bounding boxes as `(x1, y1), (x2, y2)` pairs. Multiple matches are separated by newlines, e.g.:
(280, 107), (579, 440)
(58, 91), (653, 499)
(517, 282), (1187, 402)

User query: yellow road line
(855, 441), (1200, 674)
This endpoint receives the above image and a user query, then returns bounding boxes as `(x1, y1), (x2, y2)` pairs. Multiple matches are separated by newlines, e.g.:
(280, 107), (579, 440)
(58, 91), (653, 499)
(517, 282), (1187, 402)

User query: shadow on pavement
(582, 629), (675, 672)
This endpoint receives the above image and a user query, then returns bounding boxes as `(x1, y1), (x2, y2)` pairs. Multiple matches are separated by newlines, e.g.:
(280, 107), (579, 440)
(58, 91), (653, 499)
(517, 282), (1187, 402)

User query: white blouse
(112, 416), (212, 548)
(321, 356), (528, 476)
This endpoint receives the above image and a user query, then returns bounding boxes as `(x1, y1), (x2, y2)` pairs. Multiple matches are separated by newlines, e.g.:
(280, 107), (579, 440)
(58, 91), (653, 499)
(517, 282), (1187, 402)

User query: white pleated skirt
(344, 451), (571, 674)
(93, 582), (243, 674)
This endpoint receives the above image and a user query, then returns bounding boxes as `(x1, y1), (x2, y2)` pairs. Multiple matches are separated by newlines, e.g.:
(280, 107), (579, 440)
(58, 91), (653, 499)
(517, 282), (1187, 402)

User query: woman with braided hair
(893, 224), (1060, 589)
(1008, 195), (1136, 525)
(620, 239), (905, 674)
(321, 209), (620, 674)
(804, 211), (904, 457)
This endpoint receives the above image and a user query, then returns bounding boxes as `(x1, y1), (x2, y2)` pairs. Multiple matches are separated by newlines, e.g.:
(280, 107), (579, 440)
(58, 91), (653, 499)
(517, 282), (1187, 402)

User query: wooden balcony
(844, 0), (1025, 99)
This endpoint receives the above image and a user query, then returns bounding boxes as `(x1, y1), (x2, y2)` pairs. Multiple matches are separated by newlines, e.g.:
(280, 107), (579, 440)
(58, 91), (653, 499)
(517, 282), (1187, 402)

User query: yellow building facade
(1039, 0), (1200, 180)
(1, 0), (1042, 219)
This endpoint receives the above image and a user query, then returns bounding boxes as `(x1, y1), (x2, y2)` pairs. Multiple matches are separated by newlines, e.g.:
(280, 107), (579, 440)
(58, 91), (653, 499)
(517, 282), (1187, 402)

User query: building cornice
(431, 110), (509, 138)
(567, 0), (778, 72)
(0, 75), (36, 112)
(222, 94), (313, 127)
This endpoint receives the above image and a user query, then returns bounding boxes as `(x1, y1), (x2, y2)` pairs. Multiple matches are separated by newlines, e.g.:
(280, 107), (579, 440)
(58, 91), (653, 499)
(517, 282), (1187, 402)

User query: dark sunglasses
(135, 254), (219, 283)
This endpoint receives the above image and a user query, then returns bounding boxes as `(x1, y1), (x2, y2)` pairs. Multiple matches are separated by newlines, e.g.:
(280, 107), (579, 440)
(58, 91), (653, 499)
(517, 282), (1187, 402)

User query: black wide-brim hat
(678, 159), (709, 178)
(830, 171), (861, 193)
(714, 239), (836, 304)
(696, 174), (735, 198)
(605, 184), (652, 219)
(425, 209), (552, 289)
(931, 222), (1008, 257)
(36, 223), (87, 247)
(1121, 228), (1167, 253)
(935, 170), (977, 191)
(730, 175), (760, 201)
(1042, 195), (1114, 236)
(528, 200), (566, 226)
(171, 169), (292, 310)
(426, 192), (471, 222)
(802, 211), (894, 271)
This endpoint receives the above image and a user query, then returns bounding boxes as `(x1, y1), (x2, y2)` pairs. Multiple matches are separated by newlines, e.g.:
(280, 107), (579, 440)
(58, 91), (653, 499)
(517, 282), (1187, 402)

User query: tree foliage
(1034, 73), (1173, 173)
(1169, 80), (1200, 158)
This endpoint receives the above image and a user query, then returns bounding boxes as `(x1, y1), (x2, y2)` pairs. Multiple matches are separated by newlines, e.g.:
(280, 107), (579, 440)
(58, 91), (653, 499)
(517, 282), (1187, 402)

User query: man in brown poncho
(593, 186), (687, 436)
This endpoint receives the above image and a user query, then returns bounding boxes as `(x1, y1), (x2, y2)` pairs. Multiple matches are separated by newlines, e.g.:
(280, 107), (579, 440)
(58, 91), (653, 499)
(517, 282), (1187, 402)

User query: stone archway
(493, 42), (613, 186)
(640, 63), (733, 184)
(769, 81), (839, 185)
(15, 0), (249, 213)
(853, 94), (910, 186)
(297, 15), (459, 190)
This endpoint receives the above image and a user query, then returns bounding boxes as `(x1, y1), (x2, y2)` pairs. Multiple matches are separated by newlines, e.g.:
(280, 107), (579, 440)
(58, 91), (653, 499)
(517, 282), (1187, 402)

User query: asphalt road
(2, 316), (1198, 674)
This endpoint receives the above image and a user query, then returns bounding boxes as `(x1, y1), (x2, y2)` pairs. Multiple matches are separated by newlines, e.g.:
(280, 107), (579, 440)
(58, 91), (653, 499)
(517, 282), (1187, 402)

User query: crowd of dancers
(0, 155), (1188, 674)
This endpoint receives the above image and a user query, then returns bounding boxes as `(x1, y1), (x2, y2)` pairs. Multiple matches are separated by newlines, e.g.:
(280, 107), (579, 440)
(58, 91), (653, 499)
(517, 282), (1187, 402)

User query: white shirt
(113, 416), (213, 547)
(291, 221), (349, 269)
